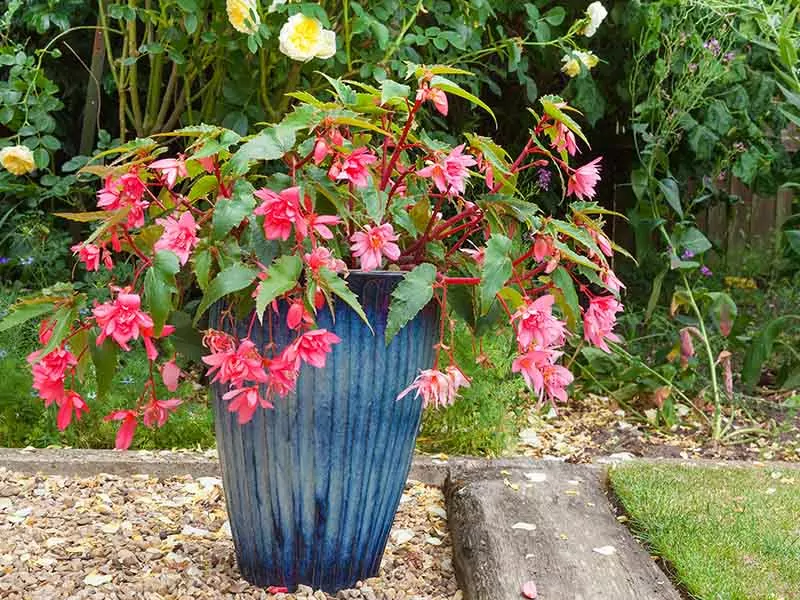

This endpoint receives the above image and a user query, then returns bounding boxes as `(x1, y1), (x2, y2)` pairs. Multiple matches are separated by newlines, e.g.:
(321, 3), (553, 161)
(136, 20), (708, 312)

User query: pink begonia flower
(287, 299), (314, 330)
(223, 386), (274, 425)
(56, 390), (88, 431)
(551, 122), (578, 156)
(203, 329), (236, 354)
(105, 410), (138, 450)
(140, 324), (174, 361)
(161, 358), (182, 392)
(512, 349), (561, 395)
(254, 186), (304, 241)
(202, 339), (268, 387)
(149, 156), (188, 189)
(512, 295), (567, 350)
(461, 246), (485, 266)
(285, 329), (341, 369)
(601, 267), (625, 294)
(267, 351), (300, 397)
(566, 157), (602, 200)
(541, 363), (574, 403)
(585, 226), (613, 258)
(583, 295), (623, 353)
(349, 223), (401, 271)
(93, 291), (155, 352)
(417, 144), (477, 196)
(416, 86), (448, 116)
(154, 211), (198, 265)
(126, 199), (149, 229)
(397, 367), (469, 409)
(304, 247), (346, 273)
(334, 147), (378, 189)
(679, 327), (695, 368)
(71, 243), (101, 271)
(305, 213), (341, 240)
(27, 346), (77, 405)
(97, 173), (146, 212)
(313, 138), (331, 165)
(143, 398), (182, 428)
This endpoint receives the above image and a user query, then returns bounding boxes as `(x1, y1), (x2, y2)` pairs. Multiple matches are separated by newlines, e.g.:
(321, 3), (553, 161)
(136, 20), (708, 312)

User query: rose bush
(0, 65), (625, 449)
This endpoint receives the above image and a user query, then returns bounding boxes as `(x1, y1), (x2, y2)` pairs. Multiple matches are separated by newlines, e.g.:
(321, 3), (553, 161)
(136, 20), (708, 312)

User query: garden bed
(0, 468), (459, 600)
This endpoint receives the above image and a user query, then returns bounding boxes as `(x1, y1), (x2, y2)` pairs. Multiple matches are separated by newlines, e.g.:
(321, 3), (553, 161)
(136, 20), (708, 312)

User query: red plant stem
(379, 96), (423, 191)
(442, 276), (481, 285)
(513, 246), (538, 267)
(123, 231), (152, 265)
(494, 292), (513, 320)
(444, 228), (476, 259)
(246, 310), (259, 340)
(433, 216), (482, 242)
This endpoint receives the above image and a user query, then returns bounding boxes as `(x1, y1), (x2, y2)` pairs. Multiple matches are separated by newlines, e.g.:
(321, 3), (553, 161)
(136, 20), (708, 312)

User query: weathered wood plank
(446, 462), (682, 600)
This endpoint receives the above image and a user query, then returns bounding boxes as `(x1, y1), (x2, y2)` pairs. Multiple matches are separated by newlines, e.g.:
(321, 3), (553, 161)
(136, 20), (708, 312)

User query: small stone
(296, 584), (314, 596)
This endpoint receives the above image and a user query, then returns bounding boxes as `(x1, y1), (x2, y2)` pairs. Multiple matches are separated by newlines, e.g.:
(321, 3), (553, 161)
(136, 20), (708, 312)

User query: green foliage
(385, 263), (437, 344)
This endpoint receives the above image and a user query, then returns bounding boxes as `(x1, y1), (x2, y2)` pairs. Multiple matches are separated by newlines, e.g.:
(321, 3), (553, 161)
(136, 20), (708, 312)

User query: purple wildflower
(700, 265), (713, 277)
(0, 257), (7, 265)
(537, 168), (552, 191)
(723, 51), (736, 63)
(703, 38), (721, 56)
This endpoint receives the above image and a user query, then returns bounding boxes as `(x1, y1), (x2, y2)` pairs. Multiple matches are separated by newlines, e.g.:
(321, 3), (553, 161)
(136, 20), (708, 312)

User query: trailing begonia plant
(0, 65), (626, 449)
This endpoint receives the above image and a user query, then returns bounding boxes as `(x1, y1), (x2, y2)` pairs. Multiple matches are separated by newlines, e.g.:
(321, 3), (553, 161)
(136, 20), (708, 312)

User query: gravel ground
(0, 468), (460, 600)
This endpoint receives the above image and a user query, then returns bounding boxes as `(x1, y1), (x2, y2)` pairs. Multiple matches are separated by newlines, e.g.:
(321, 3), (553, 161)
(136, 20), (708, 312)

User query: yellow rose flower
(227, 0), (260, 34)
(0, 144), (36, 176)
(560, 51), (599, 78)
(279, 13), (336, 62)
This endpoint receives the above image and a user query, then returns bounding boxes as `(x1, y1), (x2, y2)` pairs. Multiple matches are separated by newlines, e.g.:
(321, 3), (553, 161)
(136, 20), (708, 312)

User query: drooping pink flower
(202, 339), (268, 387)
(461, 246), (485, 266)
(287, 299), (314, 330)
(397, 368), (467, 409)
(56, 390), (88, 431)
(97, 172), (146, 212)
(512, 295), (567, 350)
(254, 186), (304, 241)
(161, 358), (182, 392)
(125, 199), (149, 229)
(541, 363), (574, 403)
(417, 144), (477, 196)
(149, 156), (188, 189)
(154, 211), (198, 265)
(304, 247), (346, 273)
(93, 291), (155, 352)
(551, 122), (578, 156)
(584, 226), (613, 258)
(566, 157), (602, 200)
(267, 351), (300, 397)
(285, 329), (341, 369)
(28, 346), (78, 405)
(313, 138), (331, 165)
(601, 267), (625, 294)
(334, 148), (378, 188)
(532, 236), (560, 274)
(583, 295), (623, 353)
(203, 329), (236, 354)
(305, 213), (341, 240)
(416, 87), (448, 116)
(349, 223), (401, 271)
(512, 349), (561, 395)
(105, 410), (138, 450)
(71, 243), (101, 271)
(143, 398), (182, 428)
(223, 386), (274, 425)
(679, 327), (696, 368)
(445, 365), (470, 393)
(196, 154), (216, 173)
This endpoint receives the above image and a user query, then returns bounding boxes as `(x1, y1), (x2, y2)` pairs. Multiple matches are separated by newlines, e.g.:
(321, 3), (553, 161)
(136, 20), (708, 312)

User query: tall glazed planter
(210, 271), (438, 592)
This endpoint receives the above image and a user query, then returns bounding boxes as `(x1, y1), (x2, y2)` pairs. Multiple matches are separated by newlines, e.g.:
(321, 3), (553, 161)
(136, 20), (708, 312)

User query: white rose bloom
(226, 0), (260, 34)
(0, 144), (36, 176)
(583, 1), (608, 37)
(279, 13), (336, 62)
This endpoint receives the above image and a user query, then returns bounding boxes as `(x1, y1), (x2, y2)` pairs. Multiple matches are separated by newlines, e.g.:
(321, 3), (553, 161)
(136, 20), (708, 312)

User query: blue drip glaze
(211, 271), (437, 592)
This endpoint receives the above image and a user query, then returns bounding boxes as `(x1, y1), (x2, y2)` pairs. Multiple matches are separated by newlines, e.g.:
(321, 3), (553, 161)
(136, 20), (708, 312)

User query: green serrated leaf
(90, 337), (118, 401)
(540, 95), (588, 146)
(380, 79), (411, 105)
(0, 302), (56, 332)
(255, 255), (303, 322)
(213, 180), (256, 239)
(318, 268), (372, 331)
(479, 234), (513, 314)
(430, 76), (496, 126)
(227, 125), (296, 175)
(658, 177), (683, 218)
(194, 264), (258, 325)
(551, 266), (580, 328)
(386, 264), (437, 343)
(145, 250), (180, 335)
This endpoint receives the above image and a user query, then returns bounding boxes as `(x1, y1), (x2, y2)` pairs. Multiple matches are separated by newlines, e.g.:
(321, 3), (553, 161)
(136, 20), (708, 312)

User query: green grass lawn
(610, 463), (800, 600)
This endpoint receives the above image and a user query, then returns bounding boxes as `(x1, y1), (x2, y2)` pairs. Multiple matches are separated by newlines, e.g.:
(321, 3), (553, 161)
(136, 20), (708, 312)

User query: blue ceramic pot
(210, 271), (438, 592)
